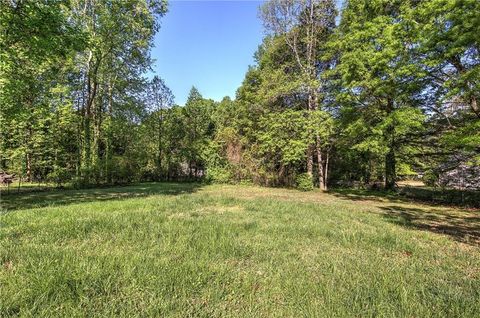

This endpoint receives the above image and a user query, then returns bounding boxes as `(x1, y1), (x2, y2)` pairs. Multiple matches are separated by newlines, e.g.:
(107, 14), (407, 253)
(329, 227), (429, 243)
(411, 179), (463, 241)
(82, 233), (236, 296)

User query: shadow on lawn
(380, 205), (480, 246)
(0, 182), (203, 212)
(330, 187), (480, 208)
(330, 189), (480, 246)
(329, 188), (410, 204)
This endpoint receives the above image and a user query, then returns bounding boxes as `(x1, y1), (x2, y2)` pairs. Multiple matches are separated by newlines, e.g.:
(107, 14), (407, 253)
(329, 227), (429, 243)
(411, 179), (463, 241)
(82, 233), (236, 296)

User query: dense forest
(1, 0), (479, 191)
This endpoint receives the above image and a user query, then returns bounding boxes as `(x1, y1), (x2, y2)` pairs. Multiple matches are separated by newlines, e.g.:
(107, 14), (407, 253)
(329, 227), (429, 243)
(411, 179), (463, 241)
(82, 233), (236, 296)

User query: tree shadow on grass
(0, 182), (203, 212)
(329, 188), (480, 246)
(380, 205), (480, 246)
(329, 187), (480, 208)
(328, 188), (411, 204)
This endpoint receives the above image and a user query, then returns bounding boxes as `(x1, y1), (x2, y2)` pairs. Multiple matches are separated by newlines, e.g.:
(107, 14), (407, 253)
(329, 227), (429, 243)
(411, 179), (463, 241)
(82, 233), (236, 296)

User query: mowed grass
(1, 183), (479, 317)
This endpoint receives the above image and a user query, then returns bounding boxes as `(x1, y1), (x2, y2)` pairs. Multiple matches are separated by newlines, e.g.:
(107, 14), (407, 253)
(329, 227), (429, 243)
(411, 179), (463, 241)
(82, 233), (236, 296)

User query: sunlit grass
(1, 183), (479, 317)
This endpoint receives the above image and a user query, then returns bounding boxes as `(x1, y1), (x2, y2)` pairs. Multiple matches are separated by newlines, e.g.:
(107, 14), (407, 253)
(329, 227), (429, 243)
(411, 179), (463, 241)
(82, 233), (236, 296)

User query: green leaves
(1, 0), (478, 190)
(258, 109), (333, 165)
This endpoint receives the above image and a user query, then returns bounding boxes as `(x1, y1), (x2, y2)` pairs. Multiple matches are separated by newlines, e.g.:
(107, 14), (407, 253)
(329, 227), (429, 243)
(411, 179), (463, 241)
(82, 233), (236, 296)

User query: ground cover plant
(1, 183), (479, 317)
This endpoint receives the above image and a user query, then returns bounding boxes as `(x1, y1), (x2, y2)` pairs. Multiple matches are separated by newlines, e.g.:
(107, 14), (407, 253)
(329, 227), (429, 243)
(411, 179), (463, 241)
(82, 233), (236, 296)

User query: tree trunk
(324, 149), (329, 191)
(83, 115), (91, 182)
(310, 90), (326, 190)
(384, 98), (396, 190)
(307, 145), (314, 178)
(316, 139), (325, 190)
(25, 103), (34, 182)
(26, 123), (32, 182)
(470, 95), (479, 118)
(385, 148), (396, 190)
(26, 153), (32, 182)
(82, 52), (100, 184)
(76, 99), (82, 182)
(157, 110), (163, 180)
(92, 94), (101, 184)
(105, 89), (112, 184)
(105, 75), (115, 184)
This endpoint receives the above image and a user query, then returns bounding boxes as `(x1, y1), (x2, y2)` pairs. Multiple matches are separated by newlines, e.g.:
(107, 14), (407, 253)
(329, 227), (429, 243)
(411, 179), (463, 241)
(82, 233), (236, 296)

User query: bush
(239, 179), (254, 186)
(47, 167), (73, 187)
(423, 170), (439, 187)
(139, 164), (158, 181)
(397, 163), (417, 179)
(296, 173), (314, 191)
(205, 166), (232, 184)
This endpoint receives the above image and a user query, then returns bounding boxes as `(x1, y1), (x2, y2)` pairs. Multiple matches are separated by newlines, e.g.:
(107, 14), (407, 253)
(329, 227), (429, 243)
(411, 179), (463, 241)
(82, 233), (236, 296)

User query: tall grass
(1, 183), (479, 317)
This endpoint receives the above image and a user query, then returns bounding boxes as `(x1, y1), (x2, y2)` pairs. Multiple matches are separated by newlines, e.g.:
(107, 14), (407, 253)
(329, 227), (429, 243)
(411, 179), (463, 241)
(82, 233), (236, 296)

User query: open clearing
(1, 183), (479, 317)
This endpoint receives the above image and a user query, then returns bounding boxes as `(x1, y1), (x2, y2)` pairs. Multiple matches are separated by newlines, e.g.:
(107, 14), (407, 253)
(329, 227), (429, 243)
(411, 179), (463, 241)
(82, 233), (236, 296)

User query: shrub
(423, 169), (439, 187)
(296, 173), (314, 191)
(239, 179), (254, 186)
(47, 167), (73, 187)
(205, 166), (232, 184)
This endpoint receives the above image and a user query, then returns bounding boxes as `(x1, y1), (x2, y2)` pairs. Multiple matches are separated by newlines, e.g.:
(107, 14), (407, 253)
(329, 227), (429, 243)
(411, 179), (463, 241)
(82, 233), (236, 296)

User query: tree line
(1, 0), (479, 191)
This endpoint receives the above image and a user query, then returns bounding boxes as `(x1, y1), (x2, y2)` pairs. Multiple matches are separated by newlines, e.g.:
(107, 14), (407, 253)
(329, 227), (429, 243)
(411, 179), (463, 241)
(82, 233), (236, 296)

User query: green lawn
(1, 183), (479, 317)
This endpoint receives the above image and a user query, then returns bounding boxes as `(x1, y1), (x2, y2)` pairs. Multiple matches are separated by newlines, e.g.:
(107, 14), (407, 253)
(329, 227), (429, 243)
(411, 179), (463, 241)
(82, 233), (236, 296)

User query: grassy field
(1, 183), (479, 317)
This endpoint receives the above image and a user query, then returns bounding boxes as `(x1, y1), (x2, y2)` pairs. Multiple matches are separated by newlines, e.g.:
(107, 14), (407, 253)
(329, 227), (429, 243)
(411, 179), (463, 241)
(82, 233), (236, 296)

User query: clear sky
(151, 0), (265, 105)
(151, 0), (344, 105)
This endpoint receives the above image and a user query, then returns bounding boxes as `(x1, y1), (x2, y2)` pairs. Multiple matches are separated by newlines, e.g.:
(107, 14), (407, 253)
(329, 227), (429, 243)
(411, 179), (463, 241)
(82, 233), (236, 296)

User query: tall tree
(412, 0), (480, 166)
(70, 0), (167, 183)
(0, 0), (83, 181)
(183, 87), (215, 179)
(146, 76), (174, 179)
(333, 0), (426, 189)
(260, 0), (336, 189)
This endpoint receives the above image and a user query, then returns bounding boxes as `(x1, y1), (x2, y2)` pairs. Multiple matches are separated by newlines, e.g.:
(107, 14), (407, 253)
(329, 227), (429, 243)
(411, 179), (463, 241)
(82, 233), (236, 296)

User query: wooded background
(1, 0), (479, 191)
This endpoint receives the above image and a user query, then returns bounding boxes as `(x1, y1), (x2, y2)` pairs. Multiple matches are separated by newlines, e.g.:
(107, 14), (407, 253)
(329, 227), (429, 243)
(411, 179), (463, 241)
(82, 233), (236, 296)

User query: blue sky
(151, 0), (265, 105)
(151, 0), (344, 105)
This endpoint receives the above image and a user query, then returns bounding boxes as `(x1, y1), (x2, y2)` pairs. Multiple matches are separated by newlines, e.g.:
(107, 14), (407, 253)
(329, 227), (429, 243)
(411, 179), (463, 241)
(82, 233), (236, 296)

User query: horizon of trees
(1, 0), (479, 191)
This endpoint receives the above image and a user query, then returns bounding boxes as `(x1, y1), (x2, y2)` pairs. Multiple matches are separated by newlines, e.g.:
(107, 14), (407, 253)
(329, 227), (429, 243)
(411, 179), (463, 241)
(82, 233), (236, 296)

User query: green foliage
(258, 109), (333, 165)
(205, 166), (232, 184)
(396, 163), (417, 178)
(423, 170), (439, 187)
(296, 173), (314, 191)
(1, 0), (479, 192)
(47, 166), (73, 187)
(441, 118), (480, 156)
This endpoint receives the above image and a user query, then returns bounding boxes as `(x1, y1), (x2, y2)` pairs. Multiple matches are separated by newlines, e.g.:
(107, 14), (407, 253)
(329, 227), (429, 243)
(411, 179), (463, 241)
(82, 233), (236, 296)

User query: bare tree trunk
(81, 1), (100, 184)
(307, 145), (314, 177)
(92, 92), (101, 184)
(470, 95), (479, 118)
(317, 139), (325, 190)
(83, 52), (100, 183)
(307, 91), (315, 179)
(324, 149), (329, 191)
(316, 138), (330, 191)
(311, 90), (326, 190)
(25, 102), (33, 183)
(105, 79), (113, 184)
(76, 95), (82, 182)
